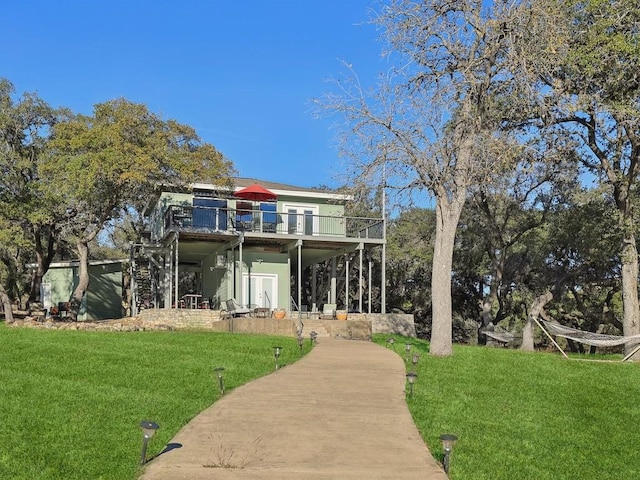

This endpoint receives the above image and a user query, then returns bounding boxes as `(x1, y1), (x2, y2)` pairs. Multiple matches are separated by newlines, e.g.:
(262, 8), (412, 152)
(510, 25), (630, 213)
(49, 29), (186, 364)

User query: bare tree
(319, 0), (533, 355)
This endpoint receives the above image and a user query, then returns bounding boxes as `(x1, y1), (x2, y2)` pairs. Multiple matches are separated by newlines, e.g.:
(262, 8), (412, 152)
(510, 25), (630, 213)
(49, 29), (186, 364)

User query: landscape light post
(297, 334), (304, 352)
(310, 330), (318, 346)
(439, 433), (458, 476)
(139, 420), (159, 465)
(273, 346), (282, 370)
(214, 366), (225, 395)
(405, 372), (417, 396)
(387, 337), (395, 350)
(411, 353), (420, 367)
(405, 343), (412, 362)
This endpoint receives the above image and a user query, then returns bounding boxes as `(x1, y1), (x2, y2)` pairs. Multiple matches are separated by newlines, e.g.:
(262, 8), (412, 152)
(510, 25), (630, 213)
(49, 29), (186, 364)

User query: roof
(192, 177), (352, 201)
(41, 259), (127, 269)
(233, 177), (327, 193)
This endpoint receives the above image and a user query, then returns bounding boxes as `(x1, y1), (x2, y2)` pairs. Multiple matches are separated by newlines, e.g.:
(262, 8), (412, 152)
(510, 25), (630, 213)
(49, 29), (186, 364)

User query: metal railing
(163, 205), (384, 240)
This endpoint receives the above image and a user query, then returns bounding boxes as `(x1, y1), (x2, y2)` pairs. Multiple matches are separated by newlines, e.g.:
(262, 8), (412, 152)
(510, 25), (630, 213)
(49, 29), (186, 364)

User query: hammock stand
(533, 317), (640, 362)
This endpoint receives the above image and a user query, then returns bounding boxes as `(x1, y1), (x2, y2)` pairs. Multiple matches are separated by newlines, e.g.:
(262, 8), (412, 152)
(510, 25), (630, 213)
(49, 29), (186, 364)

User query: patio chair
(321, 303), (337, 320)
(225, 299), (252, 317)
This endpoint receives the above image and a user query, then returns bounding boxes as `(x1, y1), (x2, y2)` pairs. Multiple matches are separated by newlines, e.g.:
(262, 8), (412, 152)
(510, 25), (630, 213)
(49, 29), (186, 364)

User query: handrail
(162, 205), (384, 240)
(264, 290), (271, 310)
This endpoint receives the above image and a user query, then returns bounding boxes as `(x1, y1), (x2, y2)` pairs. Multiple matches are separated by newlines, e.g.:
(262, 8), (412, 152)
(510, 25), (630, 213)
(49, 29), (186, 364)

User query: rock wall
(7, 309), (417, 338)
(367, 313), (417, 337)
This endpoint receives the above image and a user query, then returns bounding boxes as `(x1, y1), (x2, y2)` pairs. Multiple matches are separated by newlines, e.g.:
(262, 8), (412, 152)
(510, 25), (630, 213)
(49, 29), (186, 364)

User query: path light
(273, 346), (283, 370)
(214, 366), (225, 395)
(387, 337), (395, 350)
(440, 433), (458, 475)
(139, 420), (159, 465)
(405, 343), (412, 362)
(411, 353), (420, 367)
(310, 330), (318, 346)
(297, 334), (304, 352)
(405, 371), (418, 396)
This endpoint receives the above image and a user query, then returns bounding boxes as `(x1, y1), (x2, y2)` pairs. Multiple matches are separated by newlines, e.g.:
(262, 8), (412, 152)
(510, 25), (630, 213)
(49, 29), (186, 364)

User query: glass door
(283, 204), (318, 235)
(242, 273), (278, 309)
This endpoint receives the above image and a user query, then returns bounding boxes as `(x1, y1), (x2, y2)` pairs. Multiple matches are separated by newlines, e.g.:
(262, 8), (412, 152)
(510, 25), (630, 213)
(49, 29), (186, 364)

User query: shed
(41, 259), (125, 321)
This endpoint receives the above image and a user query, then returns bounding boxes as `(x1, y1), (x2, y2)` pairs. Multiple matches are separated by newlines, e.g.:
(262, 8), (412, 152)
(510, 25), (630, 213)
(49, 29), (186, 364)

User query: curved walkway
(140, 338), (448, 480)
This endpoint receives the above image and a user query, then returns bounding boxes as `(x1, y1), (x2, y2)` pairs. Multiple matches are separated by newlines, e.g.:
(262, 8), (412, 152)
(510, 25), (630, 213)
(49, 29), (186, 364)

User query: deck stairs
(298, 319), (331, 338)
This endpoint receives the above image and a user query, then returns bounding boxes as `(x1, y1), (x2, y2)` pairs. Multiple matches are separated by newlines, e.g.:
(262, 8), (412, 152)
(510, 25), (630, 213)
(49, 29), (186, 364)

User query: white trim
(282, 203), (320, 235)
(27, 259), (126, 269)
(242, 273), (278, 309)
(191, 182), (352, 201)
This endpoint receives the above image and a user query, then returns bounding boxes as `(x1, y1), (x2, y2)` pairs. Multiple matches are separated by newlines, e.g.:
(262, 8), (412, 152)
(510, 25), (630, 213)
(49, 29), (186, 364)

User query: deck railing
(163, 205), (384, 240)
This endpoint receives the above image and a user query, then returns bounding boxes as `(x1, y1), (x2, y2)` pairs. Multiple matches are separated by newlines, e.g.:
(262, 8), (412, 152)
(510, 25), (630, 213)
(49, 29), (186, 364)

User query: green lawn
(0, 325), (304, 480)
(2, 325), (638, 479)
(374, 335), (640, 480)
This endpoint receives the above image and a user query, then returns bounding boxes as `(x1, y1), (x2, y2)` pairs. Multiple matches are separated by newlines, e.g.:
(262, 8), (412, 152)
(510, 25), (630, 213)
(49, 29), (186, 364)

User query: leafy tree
(0, 78), (71, 309)
(0, 222), (25, 322)
(44, 98), (233, 319)
(541, 190), (623, 348)
(386, 208), (435, 330)
(458, 144), (578, 342)
(521, 0), (640, 357)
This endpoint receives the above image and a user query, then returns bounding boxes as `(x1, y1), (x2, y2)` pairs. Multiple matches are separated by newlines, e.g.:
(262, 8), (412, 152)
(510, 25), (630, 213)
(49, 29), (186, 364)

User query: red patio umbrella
(234, 183), (278, 202)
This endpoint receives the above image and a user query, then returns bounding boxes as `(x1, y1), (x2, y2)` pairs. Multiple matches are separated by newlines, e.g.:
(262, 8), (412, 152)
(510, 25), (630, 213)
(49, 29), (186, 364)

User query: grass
(2, 325), (638, 479)
(0, 325), (305, 480)
(374, 335), (640, 480)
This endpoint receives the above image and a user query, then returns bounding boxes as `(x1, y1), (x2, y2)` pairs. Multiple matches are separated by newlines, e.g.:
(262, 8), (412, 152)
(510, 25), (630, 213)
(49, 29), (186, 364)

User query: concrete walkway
(140, 338), (448, 479)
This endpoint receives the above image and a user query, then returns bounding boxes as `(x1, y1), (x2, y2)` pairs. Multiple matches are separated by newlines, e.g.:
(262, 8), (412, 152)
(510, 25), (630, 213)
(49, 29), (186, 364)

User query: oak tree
(0, 78), (70, 310)
(45, 98), (233, 319)
(522, 0), (640, 357)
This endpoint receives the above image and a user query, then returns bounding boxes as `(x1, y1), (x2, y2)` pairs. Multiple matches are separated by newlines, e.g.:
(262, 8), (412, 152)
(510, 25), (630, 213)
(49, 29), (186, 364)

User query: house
(130, 178), (386, 316)
(41, 259), (125, 320)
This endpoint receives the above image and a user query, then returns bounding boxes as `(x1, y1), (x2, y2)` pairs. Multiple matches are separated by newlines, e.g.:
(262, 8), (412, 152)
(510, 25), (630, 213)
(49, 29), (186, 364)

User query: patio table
(182, 294), (202, 309)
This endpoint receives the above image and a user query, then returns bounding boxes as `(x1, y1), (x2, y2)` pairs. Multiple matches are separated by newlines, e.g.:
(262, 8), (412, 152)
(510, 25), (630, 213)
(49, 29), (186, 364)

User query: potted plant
(273, 308), (286, 320)
(336, 310), (348, 321)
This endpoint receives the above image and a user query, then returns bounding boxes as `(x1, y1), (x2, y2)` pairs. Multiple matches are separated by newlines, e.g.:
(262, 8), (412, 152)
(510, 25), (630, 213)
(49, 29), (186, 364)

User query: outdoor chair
(321, 303), (337, 319)
(225, 299), (252, 317)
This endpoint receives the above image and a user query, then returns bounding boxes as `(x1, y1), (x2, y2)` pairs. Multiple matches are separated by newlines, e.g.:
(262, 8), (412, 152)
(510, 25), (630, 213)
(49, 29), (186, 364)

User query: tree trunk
(0, 283), (14, 323)
(621, 234), (640, 360)
(479, 258), (504, 345)
(430, 194), (465, 357)
(69, 240), (91, 321)
(521, 291), (553, 352)
(28, 226), (56, 304)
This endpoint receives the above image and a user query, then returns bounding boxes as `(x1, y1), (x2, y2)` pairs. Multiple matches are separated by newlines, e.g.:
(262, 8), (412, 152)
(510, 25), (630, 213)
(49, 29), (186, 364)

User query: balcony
(162, 205), (384, 240)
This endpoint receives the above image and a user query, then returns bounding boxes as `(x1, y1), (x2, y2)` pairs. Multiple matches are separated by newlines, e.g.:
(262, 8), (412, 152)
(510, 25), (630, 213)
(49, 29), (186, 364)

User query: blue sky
(3, 0), (384, 188)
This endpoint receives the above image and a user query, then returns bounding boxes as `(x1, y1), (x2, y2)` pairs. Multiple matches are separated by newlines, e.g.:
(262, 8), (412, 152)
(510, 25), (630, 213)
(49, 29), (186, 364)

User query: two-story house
(130, 178), (386, 317)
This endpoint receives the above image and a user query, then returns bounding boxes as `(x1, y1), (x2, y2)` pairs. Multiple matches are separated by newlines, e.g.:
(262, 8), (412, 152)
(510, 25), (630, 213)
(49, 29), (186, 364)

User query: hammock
(482, 329), (520, 344)
(538, 319), (640, 348)
(535, 318), (640, 362)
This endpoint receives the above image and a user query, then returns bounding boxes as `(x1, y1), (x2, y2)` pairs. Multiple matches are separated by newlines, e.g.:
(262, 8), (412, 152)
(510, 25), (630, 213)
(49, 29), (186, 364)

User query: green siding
(42, 262), (123, 321)
(86, 263), (123, 320)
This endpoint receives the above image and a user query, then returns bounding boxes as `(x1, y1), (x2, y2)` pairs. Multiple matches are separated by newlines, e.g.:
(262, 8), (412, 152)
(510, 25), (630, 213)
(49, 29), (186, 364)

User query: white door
(41, 283), (52, 312)
(283, 204), (318, 235)
(242, 273), (278, 309)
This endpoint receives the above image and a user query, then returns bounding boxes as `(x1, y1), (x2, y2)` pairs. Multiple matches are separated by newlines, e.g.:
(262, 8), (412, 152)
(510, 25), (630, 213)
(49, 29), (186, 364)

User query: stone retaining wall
(7, 309), (417, 338)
